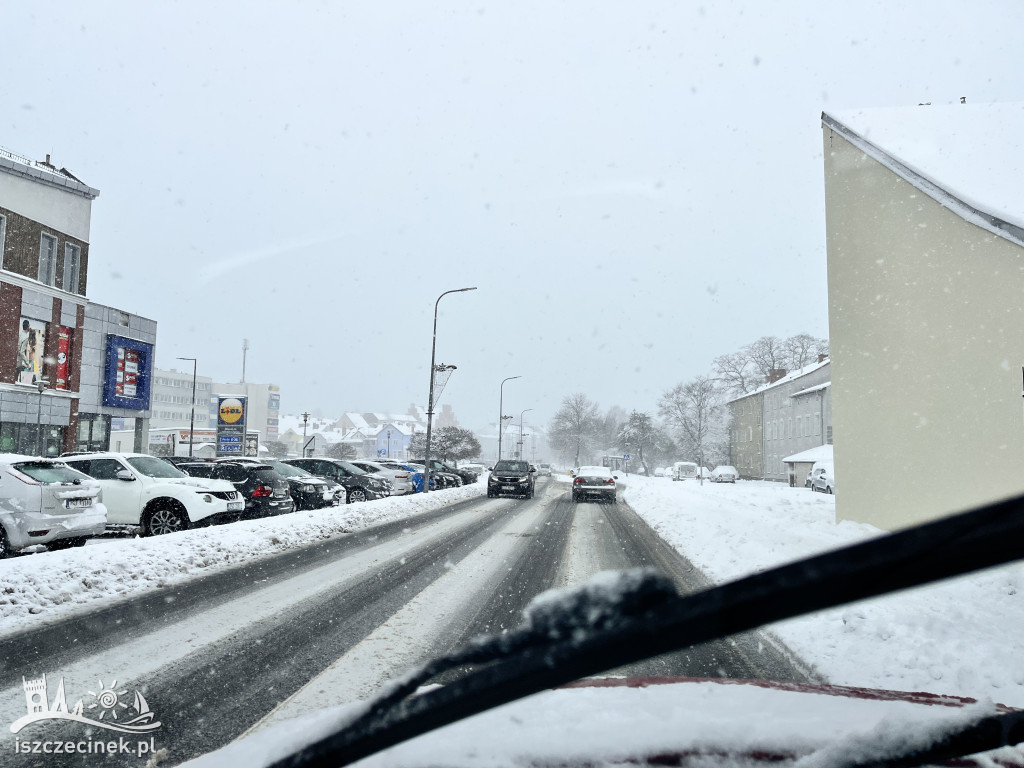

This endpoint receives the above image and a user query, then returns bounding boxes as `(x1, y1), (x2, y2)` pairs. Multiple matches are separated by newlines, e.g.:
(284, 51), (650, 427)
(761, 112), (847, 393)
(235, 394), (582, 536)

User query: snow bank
(620, 475), (1024, 707)
(0, 484), (486, 635)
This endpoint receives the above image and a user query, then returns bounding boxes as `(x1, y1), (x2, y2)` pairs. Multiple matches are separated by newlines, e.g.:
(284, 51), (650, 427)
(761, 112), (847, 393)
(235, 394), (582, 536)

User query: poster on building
(216, 396), (247, 456)
(102, 335), (154, 410)
(244, 432), (260, 458)
(54, 327), (72, 390)
(16, 317), (47, 385)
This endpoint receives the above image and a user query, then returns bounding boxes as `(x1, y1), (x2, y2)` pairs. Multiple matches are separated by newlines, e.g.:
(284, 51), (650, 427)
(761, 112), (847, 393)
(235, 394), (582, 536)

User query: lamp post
(518, 408), (533, 459)
(301, 411), (310, 457)
(34, 378), (50, 456)
(497, 375), (521, 460)
(424, 287), (477, 494)
(176, 357), (197, 458)
(387, 429), (392, 458)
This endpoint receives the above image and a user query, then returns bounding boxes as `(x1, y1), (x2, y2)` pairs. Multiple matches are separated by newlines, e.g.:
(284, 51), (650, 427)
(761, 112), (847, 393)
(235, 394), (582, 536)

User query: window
(63, 243), (81, 292)
(38, 233), (57, 285)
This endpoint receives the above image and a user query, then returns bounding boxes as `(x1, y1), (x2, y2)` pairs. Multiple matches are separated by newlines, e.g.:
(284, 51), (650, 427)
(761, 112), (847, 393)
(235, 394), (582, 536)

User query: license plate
(228, 501), (244, 511)
(64, 498), (91, 509)
(502, 485), (515, 491)
(322, 491), (332, 500)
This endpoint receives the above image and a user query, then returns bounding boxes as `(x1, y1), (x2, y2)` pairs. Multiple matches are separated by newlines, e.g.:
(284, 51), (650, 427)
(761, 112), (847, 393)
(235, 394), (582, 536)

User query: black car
(285, 458), (390, 503)
(414, 458), (476, 486)
(177, 461), (295, 519)
(259, 459), (338, 510)
(487, 459), (536, 499)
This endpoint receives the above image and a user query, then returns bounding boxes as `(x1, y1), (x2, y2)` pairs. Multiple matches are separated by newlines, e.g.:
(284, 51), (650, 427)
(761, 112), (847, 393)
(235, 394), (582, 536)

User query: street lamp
(424, 287), (477, 494)
(497, 375), (521, 460)
(387, 429), (392, 458)
(176, 357), (197, 458)
(518, 408), (533, 459)
(301, 411), (310, 457)
(34, 378), (50, 456)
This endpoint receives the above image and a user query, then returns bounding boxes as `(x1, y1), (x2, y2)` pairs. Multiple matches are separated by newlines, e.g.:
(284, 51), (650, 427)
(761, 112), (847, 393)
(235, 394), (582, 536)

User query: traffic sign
(624, 453), (631, 460)
(377, 448), (386, 457)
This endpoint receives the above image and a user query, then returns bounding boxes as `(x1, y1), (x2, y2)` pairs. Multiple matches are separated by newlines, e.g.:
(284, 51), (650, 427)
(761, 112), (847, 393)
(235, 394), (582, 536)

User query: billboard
(102, 335), (154, 410)
(216, 395), (247, 456)
(16, 317), (47, 386)
(55, 327), (72, 390)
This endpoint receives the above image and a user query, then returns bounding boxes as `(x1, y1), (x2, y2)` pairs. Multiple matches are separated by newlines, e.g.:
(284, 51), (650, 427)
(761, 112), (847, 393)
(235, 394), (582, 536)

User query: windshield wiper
(269, 492), (1024, 768)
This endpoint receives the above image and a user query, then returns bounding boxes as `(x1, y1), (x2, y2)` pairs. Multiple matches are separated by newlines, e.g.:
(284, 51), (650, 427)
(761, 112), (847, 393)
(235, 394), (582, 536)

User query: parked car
(62, 452), (244, 535)
(225, 457), (338, 509)
(809, 460), (835, 494)
(571, 465), (618, 503)
(181, 461), (295, 518)
(285, 458), (390, 502)
(411, 458), (469, 487)
(672, 461), (699, 481)
(0, 455), (106, 556)
(487, 459), (536, 499)
(402, 463), (437, 493)
(710, 465), (739, 483)
(350, 459), (414, 495)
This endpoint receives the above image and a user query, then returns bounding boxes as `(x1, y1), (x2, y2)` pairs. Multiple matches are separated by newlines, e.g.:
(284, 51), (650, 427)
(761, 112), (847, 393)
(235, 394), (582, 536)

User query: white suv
(63, 453), (244, 535)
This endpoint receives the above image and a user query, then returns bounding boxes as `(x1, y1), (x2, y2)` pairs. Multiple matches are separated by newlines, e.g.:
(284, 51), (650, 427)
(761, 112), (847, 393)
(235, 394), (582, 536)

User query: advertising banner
(16, 317), (47, 386)
(102, 336), (154, 410)
(216, 396), (247, 456)
(55, 327), (71, 390)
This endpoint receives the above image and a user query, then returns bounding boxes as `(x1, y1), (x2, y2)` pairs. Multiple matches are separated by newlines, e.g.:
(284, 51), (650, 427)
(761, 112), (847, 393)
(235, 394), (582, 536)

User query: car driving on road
(487, 459), (536, 498)
(63, 452), (244, 535)
(0, 455), (106, 556)
(571, 465), (618, 503)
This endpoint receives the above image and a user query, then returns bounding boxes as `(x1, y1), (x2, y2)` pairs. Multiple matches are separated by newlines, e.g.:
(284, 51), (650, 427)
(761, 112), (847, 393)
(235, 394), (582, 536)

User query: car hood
(180, 677), (1018, 768)
(491, 470), (530, 478)
(169, 477), (236, 493)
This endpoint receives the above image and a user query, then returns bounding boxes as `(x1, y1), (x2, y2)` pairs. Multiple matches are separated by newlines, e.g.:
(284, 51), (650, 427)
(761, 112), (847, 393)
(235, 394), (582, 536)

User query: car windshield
(267, 460), (309, 478)
(493, 461), (529, 472)
(10, 461), (89, 484)
(126, 455), (187, 479)
(2, 5), (1022, 768)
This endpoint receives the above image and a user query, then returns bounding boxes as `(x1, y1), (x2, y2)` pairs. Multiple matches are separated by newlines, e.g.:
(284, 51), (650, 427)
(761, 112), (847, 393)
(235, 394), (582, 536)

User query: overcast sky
(4, 2), (1022, 437)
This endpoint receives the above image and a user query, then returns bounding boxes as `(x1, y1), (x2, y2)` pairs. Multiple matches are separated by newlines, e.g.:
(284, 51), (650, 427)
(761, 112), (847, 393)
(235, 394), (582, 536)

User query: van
(672, 461), (699, 481)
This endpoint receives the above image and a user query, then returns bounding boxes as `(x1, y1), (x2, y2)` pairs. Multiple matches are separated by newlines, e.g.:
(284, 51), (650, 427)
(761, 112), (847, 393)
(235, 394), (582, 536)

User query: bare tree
(784, 333), (829, 370)
(713, 350), (756, 397)
(431, 426), (481, 463)
(658, 376), (729, 468)
(617, 411), (674, 476)
(548, 393), (601, 467)
(745, 336), (788, 381)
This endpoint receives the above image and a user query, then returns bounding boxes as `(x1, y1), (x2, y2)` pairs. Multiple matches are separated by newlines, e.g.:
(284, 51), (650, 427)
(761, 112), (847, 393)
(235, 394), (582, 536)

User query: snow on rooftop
(782, 444), (833, 464)
(824, 102), (1024, 238)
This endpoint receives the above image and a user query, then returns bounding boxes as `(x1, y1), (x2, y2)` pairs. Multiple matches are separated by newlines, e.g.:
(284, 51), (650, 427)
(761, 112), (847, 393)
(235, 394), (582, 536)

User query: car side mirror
(115, 469), (135, 482)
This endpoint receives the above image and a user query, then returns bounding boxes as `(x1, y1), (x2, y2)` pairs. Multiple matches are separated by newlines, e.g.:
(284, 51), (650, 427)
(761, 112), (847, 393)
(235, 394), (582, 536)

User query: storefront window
(75, 413), (111, 453)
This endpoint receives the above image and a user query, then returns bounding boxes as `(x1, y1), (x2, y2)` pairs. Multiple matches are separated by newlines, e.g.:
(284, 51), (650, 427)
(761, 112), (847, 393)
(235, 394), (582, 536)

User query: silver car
(350, 460), (412, 495)
(0, 454), (106, 556)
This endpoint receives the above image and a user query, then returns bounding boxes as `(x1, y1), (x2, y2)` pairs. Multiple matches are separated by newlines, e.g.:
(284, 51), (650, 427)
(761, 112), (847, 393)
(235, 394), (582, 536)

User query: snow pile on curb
(621, 475), (1024, 707)
(0, 484), (486, 635)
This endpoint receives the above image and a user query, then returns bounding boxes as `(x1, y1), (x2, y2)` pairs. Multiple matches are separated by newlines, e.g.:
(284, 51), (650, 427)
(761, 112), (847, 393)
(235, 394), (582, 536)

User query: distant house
(726, 360), (832, 481)
(823, 103), (1024, 530)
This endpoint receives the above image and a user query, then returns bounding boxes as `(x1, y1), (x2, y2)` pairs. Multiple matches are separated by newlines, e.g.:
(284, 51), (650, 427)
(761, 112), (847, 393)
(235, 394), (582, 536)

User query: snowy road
(0, 477), (810, 766)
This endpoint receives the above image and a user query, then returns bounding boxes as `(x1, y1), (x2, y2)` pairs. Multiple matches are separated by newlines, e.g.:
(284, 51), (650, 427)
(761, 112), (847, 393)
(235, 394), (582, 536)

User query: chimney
(767, 369), (787, 385)
(818, 353), (828, 364)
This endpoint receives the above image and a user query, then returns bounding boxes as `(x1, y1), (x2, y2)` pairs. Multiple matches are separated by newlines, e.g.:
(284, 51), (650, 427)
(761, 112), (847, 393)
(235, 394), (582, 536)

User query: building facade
(0, 147), (156, 455)
(823, 104), (1024, 530)
(727, 360), (831, 482)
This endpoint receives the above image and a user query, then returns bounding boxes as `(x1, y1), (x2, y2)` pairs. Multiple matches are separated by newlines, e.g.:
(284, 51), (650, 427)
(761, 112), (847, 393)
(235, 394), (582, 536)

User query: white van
(672, 461), (699, 481)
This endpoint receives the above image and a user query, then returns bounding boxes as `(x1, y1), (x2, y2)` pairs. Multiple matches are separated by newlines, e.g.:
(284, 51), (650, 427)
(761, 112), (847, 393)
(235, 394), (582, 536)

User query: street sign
(377, 448), (386, 457)
(624, 453), (631, 460)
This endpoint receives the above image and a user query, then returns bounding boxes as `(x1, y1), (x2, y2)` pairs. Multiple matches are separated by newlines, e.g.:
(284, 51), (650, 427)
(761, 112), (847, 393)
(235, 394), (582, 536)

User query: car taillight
(253, 484), (273, 498)
(573, 477), (585, 484)
(607, 478), (616, 485)
(396, 473), (409, 480)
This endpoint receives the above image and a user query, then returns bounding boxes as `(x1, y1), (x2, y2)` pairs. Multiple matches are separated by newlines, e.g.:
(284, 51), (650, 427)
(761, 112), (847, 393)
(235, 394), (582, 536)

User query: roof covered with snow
(823, 102), (1024, 246)
(782, 444), (833, 464)
(0, 145), (100, 199)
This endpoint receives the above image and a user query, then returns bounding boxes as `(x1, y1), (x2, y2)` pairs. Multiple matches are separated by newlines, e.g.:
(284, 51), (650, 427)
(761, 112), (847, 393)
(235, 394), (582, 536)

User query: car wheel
(826, 486), (833, 494)
(0, 527), (11, 558)
(143, 503), (190, 536)
(348, 488), (367, 503)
